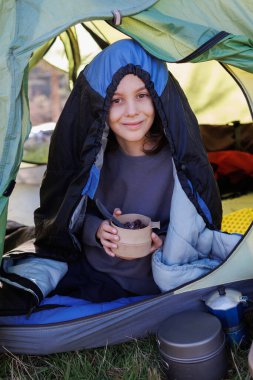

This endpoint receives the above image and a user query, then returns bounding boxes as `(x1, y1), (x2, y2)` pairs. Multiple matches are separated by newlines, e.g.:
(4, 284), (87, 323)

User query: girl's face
(108, 74), (155, 153)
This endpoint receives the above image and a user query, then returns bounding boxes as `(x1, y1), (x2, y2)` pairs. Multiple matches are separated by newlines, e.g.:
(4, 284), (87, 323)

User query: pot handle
(151, 221), (160, 229)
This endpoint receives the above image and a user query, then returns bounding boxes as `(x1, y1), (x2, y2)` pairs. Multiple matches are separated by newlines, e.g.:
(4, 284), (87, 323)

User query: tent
(1, 0), (253, 354)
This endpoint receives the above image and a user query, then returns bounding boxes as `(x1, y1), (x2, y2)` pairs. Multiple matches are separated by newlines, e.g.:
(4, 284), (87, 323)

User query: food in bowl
(111, 213), (160, 260)
(123, 219), (147, 229)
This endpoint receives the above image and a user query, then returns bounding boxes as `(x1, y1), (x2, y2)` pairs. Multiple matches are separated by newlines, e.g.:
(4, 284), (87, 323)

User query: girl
(32, 39), (222, 303)
(81, 72), (174, 298)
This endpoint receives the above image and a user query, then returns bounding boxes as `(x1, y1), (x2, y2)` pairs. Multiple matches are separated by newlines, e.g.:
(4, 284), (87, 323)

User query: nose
(125, 99), (138, 116)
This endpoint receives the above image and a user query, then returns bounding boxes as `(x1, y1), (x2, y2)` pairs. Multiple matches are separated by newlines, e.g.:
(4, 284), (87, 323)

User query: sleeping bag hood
(33, 39), (222, 262)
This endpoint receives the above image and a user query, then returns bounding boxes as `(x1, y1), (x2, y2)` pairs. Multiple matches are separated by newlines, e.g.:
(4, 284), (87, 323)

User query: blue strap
(188, 179), (212, 224)
(81, 165), (100, 198)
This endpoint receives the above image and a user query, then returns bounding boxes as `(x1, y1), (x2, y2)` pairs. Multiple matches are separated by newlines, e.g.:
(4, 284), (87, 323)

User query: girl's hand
(150, 232), (163, 253)
(113, 208), (122, 218)
(96, 208), (122, 257)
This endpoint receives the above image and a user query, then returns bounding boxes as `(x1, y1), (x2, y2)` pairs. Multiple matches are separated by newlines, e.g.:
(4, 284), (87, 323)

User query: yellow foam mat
(221, 208), (253, 234)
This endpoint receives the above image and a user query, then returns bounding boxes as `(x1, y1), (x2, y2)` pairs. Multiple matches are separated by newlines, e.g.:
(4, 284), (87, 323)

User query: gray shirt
(82, 145), (174, 295)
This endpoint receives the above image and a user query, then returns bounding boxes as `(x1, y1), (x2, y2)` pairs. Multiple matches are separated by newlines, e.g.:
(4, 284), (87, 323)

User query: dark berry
(123, 219), (147, 229)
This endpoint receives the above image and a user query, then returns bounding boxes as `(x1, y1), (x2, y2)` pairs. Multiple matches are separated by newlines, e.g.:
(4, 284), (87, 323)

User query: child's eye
(111, 98), (122, 104)
(137, 93), (149, 99)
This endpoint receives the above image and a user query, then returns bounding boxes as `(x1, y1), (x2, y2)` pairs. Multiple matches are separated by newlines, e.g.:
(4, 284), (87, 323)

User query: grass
(0, 337), (164, 380)
(0, 335), (252, 380)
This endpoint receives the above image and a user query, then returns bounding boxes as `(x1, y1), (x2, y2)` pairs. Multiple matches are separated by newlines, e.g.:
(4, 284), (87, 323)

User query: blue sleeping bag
(0, 294), (149, 325)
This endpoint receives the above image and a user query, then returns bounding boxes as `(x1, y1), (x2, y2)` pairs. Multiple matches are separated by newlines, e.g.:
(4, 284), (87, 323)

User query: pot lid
(157, 311), (224, 360)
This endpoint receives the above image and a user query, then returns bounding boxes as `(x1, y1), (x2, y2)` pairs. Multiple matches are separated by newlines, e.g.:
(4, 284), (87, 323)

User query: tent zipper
(176, 31), (230, 63)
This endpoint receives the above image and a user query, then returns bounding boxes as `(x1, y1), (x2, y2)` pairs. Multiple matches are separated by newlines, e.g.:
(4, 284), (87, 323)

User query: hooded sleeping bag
(0, 39), (240, 319)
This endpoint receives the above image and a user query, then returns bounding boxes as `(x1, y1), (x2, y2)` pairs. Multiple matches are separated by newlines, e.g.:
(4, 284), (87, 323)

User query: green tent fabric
(1, 0), (253, 258)
(118, 2), (253, 66)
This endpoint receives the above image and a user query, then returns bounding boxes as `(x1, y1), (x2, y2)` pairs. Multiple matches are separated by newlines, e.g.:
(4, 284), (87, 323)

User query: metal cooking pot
(157, 311), (227, 380)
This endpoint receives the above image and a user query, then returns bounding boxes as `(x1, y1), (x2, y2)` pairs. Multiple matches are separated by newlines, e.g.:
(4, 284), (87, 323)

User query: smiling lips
(122, 121), (143, 129)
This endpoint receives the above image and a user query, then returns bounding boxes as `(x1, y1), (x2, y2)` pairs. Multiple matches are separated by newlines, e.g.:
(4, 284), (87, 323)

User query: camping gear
(157, 311), (228, 380)
(199, 121), (253, 153)
(1, 236), (253, 354)
(1, 0), (253, 357)
(111, 213), (160, 260)
(152, 163), (241, 292)
(222, 208), (253, 235)
(2, 277), (253, 356)
(205, 286), (247, 345)
(207, 150), (253, 198)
